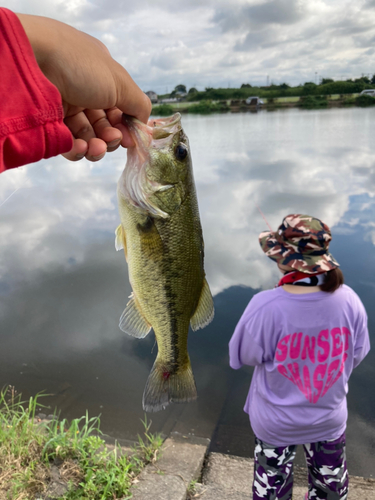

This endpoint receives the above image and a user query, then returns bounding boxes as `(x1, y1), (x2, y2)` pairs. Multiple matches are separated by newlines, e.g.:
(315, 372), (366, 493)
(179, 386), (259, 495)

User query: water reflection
(0, 107), (375, 476)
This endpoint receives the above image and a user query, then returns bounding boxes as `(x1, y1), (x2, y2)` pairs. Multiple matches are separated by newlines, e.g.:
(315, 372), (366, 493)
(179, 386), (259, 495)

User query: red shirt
(0, 8), (72, 173)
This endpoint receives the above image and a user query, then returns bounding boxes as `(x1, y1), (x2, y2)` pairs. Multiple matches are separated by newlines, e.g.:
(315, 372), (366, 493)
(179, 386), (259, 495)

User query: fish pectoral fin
(137, 216), (164, 257)
(115, 224), (128, 261)
(190, 278), (215, 331)
(119, 293), (152, 338)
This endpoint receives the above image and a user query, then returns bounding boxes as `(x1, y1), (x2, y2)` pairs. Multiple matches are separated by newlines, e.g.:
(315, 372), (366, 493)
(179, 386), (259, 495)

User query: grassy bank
(0, 387), (162, 500)
(151, 100), (229, 115)
(182, 79), (375, 101)
(152, 93), (375, 115)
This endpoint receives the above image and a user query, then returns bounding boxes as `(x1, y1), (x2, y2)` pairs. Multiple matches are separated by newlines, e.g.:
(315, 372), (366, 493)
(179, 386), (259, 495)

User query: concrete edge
(129, 431), (210, 500)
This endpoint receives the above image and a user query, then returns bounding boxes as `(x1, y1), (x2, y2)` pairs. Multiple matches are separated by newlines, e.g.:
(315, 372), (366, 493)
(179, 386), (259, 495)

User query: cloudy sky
(3, 0), (375, 93)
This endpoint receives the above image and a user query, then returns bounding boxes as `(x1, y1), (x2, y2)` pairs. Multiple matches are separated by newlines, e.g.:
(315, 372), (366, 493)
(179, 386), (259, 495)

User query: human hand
(16, 13), (151, 162)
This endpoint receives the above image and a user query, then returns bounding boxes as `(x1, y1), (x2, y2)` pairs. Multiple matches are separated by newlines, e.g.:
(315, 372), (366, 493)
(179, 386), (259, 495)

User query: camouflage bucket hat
(259, 214), (340, 274)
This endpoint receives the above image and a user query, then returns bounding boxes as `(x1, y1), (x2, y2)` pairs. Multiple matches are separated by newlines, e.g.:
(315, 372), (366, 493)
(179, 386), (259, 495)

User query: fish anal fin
(115, 224), (128, 261)
(190, 278), (214, 331)
(119, 293), (151, 338)
(142, 358), (197, 412)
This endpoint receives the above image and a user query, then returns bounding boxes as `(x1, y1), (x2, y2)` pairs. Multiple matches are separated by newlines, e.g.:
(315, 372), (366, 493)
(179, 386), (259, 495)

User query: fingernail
(107, 139), (121, 148)
(75, 154), (85, 160)
(92, 153), (105, 161)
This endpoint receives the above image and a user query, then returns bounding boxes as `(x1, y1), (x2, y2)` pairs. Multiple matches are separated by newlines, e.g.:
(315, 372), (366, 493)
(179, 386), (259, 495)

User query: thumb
(113, 61), (152, 124)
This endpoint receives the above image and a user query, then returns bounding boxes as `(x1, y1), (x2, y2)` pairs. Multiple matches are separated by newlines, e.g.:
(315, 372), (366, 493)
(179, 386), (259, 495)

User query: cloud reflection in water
(185, 107), (375, 294)
(1, 107), (375, 356)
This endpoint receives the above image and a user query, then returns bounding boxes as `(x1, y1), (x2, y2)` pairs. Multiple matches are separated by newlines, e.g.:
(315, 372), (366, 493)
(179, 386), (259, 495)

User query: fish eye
(175, 144), (188, 160)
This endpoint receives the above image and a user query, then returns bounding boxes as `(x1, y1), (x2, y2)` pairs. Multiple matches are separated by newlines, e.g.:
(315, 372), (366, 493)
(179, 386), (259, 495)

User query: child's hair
(320, 268), (344, 293)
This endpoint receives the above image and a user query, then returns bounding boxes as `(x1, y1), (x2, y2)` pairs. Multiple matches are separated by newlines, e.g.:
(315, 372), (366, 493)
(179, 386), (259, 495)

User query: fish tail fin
(142, 358), (197, 412)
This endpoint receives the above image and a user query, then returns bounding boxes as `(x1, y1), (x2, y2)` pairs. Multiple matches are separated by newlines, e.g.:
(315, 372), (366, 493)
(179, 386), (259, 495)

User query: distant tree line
(160, 76), (375, 101)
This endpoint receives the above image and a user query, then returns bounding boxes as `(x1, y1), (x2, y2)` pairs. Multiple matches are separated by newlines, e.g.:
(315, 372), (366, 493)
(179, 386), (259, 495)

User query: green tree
(302, 82), (317, 95)
(354, 76), (370, 84)
(174, 84), (187, 93)
(241, 83), (252, 88)
(371, 74), (375, 84)
(188, 87), (198, 94)
(321, 78), (334, 85)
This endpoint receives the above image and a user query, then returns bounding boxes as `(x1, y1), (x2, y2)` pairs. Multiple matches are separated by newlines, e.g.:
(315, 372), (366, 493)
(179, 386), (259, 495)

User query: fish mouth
(149, 113), (182, 140)
(123, 112), (182, 147)
(119, 113), (183, 218)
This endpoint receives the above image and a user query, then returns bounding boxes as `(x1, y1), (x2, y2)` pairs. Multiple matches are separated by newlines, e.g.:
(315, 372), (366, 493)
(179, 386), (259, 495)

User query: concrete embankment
(128, 432), (375, 500)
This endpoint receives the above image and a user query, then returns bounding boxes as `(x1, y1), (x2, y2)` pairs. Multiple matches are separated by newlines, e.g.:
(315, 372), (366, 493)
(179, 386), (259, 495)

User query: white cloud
(2, 0), (374, 92)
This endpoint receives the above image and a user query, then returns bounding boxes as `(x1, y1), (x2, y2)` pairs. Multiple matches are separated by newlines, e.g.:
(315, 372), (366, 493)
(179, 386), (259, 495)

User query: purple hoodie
(229, 285), (370, 446)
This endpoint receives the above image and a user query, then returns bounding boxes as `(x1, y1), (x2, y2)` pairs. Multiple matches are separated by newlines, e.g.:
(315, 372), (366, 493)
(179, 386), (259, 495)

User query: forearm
(15, 14), (57, 66)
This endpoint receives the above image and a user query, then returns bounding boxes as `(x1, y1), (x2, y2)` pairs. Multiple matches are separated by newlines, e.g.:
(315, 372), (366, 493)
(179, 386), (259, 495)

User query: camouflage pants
(253, 432), (348, 500)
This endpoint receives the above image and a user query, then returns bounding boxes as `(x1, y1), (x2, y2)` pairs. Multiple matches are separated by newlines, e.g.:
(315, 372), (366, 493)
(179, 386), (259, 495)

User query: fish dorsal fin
(119, 293), (152, 338)
(190, 278), (215, 331)
(115, 224), (128, 261)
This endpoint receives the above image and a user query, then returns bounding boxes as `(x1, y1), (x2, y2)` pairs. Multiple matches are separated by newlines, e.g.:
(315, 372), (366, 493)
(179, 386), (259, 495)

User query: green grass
(168, 102), (199, 109)
(0, 387), (163, 500)
(187, 100), (230, 114)
(355, 94), (375, 106)
(152, 100), (230, 115)
(186, 478), (198, 497)
(271, 96), (300, 103)
(343, 96), (356, 106)
(299, 95), (328, 109)
(328, 94), (342, 100)
(151, 103), (175, 116)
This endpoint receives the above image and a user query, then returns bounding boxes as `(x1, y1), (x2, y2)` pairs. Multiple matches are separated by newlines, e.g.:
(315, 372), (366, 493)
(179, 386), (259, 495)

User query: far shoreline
(152, 93), (375, 115)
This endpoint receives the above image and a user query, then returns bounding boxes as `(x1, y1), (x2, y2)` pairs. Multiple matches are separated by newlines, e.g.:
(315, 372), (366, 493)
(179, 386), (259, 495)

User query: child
(229, 214), (370, 500)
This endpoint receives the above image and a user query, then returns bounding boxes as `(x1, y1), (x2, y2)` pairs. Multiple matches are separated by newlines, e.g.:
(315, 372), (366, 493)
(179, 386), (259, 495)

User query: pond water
(1, 107), (374, 477)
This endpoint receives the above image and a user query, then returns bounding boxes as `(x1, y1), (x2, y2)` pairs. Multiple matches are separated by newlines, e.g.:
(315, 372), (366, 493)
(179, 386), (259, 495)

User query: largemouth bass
(116, 113), (214, 412)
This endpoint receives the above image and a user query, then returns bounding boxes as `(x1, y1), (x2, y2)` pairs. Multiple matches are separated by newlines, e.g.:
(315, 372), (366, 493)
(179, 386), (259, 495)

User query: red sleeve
(0, 8), (73, 173)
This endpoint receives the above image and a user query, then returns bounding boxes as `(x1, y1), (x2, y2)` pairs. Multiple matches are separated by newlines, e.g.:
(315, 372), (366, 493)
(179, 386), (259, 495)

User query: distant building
(145, 91), (158, 103)
(245, 96), (264, 106)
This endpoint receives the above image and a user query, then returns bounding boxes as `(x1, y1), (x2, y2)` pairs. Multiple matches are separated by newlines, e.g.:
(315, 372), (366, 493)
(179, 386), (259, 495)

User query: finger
(62, 138), (88, 161)
(106, 107), (134, 148)
(64, 111), (96, 143)
(106, 107), (123, 128)
(114, 123), (135, 148)
(112, 61), (152, 124)
(85, 137), (108, 162)
(84, 109), (122, 151)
